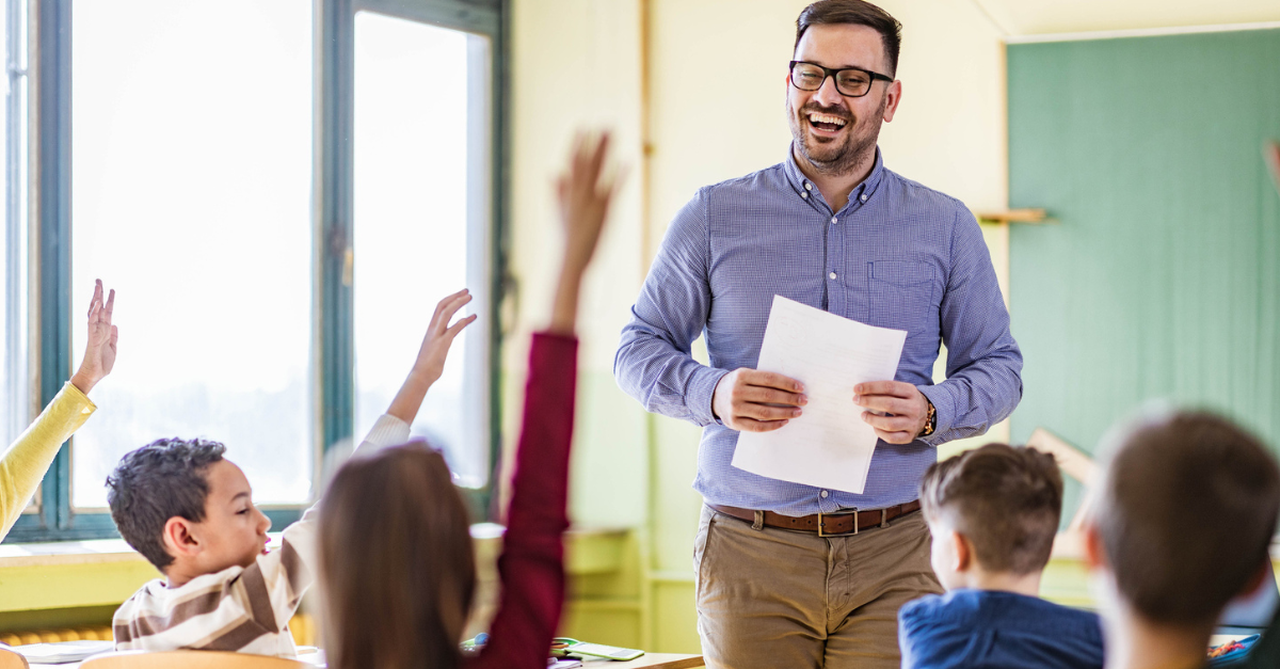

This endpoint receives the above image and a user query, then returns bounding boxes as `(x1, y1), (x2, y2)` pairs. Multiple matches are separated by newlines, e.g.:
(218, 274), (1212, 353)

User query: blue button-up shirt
(614, 148), (1022, 515)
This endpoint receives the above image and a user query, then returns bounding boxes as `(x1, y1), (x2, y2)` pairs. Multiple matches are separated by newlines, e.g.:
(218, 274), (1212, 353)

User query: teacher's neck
(792, 143), (876, 212)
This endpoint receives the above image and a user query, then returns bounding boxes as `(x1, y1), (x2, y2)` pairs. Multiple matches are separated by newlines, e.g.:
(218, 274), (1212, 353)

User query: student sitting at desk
(1082, 410), (1280, 669)
(316, 132), (620, 669)
(898, 443), (1104, 669)
(1, 280), (117, 541)
(106, 286), (476, 657)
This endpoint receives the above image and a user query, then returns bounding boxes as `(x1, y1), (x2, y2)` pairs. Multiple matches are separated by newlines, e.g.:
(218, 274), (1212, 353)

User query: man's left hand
(854, 381), (928, 444)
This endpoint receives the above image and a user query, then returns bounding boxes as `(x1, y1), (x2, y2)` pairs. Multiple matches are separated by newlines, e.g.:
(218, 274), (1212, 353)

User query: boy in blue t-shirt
(898, 443), (1103, 669)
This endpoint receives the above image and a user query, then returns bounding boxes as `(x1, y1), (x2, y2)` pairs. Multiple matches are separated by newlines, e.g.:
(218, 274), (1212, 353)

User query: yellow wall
(511, 0), (1012, 653)
(507, 0), (649, 530)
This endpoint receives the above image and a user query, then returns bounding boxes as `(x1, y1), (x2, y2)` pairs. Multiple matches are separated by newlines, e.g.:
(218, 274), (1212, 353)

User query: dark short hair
(1095, 410), (1280, 625)
(106, 437), (227, 570)
(920, 443), (1063, 575)
(795, 0), (903, 77)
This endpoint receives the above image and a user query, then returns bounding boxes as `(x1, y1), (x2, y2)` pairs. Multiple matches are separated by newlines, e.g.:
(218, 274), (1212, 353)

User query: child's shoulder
(898, 591), (994, 668)
(985, 591), (1101, 629)
(899, 590), (984, 638)
(903, 589), (1098, 630)
(118, 566), (247, 612)
(114, 578), (169, 614)
(901, 589), (987, 622)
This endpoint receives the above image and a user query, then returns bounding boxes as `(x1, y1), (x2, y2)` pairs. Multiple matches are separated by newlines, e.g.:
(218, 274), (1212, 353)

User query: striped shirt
(112, 414), (410, 658)
(615, 148), (1022, 516)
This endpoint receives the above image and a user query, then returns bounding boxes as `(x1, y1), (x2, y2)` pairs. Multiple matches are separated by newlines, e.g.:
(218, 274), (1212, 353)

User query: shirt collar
(783, 145), (887, 208)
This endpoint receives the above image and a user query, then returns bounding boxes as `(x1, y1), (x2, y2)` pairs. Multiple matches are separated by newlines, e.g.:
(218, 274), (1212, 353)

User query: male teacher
(614, 1), (1022, 667)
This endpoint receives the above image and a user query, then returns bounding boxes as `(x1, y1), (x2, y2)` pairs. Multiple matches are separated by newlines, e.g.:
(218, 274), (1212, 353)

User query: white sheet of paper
(731, 296), (907, 494)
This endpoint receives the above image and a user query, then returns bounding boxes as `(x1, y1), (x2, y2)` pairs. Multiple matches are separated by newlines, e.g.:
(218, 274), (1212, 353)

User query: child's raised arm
(473, 131), (623, 669)
(2, 280), (117, 539)
(385, 288), (477, 425)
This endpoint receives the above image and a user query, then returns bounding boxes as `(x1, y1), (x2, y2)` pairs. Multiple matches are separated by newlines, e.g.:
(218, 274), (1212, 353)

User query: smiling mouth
(807, 111), (848, 133)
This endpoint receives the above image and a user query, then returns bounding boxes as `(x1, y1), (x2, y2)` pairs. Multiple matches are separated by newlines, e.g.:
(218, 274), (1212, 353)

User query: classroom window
(67, 0), (316, 509)
(352, 12), (493, 487)
(0, 0), (29, 468)
(3, 0), (505, 542)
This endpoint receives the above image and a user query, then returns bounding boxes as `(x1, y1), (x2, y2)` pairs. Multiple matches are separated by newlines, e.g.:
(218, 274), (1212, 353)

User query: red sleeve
(468, 331), (577, 669)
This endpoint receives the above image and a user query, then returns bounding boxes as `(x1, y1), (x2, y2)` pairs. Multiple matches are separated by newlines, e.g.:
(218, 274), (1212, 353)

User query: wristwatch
(919, 397), (937, 437)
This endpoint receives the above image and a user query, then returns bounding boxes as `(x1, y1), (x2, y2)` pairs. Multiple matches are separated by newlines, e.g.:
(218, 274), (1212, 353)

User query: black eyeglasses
(789, 60), (892, 98)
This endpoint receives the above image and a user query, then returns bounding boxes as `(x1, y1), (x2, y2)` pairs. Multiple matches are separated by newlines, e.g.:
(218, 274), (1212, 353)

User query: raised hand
(411, 288), (478, 387)
(70, 279), (118, 395)
(386, 288), (477, 425)
(550, 131), (624, 333)
(558, 131), (622, 274)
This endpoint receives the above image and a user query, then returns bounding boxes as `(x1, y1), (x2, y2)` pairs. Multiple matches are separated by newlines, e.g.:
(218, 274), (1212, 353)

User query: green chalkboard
(1008, 29), (1280, 521)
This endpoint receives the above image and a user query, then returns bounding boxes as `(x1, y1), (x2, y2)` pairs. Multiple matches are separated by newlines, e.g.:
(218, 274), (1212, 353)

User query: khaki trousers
(693, 504), (942, 669)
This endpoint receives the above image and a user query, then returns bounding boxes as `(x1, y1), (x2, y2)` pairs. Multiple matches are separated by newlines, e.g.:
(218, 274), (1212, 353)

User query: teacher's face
(786, 23), (901, 176)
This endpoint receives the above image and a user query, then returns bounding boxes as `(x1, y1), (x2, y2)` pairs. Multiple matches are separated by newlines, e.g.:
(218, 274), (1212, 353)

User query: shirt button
(820, 490), (829, 498)
(805, 182), (813, 191)
(801, 192), (808, 199)
(860, 194), (868, 202)
(828, 272), (837, 280)
(831, 216), (838, 225)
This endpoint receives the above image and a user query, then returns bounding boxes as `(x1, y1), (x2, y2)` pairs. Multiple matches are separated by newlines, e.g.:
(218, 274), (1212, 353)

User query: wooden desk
(25, 644), (701, 669)
(30, 650), (701, 669)
(26, 645), (326, 668)
(583, 655), (704, 669)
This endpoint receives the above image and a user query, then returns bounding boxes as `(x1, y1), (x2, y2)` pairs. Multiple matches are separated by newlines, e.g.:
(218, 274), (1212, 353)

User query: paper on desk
(731, 296), (906, 494)
(15, 639), (114, 663)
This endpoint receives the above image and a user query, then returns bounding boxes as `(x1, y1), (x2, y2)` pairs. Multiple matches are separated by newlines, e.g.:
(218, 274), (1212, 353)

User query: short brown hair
(318, 441), (476, 669)
(106, 437), (227, 571)
(795, 0), (903, 76)
(920, 443), (1063, 575)
(1094, 410), (1280, 626)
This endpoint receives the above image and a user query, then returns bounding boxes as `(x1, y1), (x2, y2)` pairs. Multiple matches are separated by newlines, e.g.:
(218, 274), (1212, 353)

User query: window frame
(1, 0), (30, 510)
(3, 0), (509, 543)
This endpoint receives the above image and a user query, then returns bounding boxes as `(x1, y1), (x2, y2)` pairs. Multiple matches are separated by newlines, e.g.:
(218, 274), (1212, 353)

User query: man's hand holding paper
(731, 296), (909, 494)
(711, 369), (808, 432)
(855, 380), (930, 444)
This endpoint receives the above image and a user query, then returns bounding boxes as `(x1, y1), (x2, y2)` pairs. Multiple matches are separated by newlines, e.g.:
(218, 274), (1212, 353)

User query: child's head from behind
(107, 438), (271, 576)
(318, 441), (475, 669)
(919, 443), (1063, 589)
(1087, 410), (1280, 629)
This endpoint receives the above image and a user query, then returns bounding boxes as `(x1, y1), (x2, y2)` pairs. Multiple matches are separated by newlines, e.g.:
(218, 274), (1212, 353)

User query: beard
(787, 93), (886, 177)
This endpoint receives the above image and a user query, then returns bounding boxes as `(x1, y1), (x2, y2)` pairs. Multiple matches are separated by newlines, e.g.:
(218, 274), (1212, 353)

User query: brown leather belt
(709, 500), (922, 537)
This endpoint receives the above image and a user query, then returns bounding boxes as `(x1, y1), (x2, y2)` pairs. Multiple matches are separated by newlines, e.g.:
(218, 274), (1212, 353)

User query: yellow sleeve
(0, 382), (97, 539)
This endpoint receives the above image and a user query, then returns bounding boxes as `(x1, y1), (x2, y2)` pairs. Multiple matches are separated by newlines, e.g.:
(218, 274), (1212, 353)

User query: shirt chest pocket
(867, 260), (937, 334)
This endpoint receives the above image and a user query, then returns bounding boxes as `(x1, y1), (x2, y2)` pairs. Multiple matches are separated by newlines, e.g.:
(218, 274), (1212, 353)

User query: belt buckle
(817, 509), (858, 537)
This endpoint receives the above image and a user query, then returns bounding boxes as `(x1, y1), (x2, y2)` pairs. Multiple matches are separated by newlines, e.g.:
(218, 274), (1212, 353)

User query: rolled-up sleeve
(615, 189), (729, 428)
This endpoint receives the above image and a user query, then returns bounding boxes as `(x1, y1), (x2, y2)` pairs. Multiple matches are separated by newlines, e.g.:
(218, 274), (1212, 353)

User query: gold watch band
(919, 397), (937, 437)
